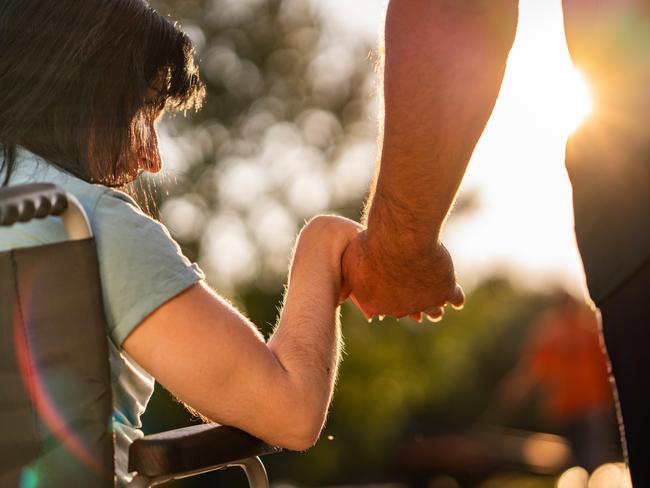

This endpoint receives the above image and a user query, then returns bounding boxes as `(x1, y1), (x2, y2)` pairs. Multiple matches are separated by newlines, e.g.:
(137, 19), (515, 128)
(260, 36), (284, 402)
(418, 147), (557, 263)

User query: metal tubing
(127, 456), (268, 487)
(61, 193), (92, 240)
(127, 474), (155, 488)
(236, 457), (269, 488)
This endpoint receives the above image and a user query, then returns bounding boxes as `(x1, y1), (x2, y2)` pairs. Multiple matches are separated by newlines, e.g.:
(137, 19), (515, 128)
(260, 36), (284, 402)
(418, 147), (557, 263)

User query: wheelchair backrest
(0, 184), (114, 487)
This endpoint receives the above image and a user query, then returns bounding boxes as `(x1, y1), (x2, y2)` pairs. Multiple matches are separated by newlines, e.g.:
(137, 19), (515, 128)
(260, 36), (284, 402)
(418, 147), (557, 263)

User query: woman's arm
(123, 216), (360, 451)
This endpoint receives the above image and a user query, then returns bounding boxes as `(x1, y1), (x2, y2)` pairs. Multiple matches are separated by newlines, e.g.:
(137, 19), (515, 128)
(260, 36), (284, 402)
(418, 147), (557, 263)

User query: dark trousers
(599, 259), (650, 487)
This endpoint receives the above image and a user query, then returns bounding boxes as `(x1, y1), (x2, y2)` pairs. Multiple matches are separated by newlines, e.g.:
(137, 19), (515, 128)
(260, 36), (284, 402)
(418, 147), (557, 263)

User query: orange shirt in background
(526, 304), (613, 424)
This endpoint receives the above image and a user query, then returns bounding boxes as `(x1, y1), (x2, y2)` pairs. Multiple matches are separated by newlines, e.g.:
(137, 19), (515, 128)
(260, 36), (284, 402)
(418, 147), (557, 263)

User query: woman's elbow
(270, 399), (328, 451)
(279, 434), (317, 452)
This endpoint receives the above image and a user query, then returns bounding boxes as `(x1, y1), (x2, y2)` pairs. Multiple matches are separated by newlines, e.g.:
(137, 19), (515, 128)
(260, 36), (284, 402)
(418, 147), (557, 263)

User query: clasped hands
(339, 229), (465, 323)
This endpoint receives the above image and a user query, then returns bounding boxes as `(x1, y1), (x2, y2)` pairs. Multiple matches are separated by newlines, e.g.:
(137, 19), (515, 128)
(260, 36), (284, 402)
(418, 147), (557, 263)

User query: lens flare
(562, 68), (594, 135)
(19, 467), (38, 488)
(12, 264), (108, 477)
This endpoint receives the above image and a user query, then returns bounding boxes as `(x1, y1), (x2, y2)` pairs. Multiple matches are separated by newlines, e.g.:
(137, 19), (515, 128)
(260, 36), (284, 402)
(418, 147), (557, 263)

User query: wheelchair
(0, 184), (280, 487)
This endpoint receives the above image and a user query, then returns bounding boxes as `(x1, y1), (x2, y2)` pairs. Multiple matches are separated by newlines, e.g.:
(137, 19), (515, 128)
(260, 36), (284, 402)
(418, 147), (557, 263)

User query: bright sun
(559, 68), (594, 135)
(446, 1), (597, 295)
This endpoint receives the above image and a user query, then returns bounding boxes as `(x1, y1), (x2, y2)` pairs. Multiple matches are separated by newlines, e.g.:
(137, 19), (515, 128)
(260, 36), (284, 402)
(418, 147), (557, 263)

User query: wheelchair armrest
(0, 183), (68, 226)
(128, 424), (282, 478)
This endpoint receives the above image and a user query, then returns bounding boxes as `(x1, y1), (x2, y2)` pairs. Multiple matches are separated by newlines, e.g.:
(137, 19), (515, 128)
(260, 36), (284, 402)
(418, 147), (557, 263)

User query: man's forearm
(366, 0), (518, 252)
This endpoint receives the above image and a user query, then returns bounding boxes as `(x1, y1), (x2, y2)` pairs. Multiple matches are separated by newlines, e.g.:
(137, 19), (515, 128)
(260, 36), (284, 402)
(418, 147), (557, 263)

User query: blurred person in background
(496, 291), (616, 472)
(341, 0), (649, 484)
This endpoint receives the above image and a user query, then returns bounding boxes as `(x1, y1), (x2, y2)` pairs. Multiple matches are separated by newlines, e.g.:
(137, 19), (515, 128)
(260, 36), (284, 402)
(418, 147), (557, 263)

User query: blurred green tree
(148, 0), (378, 295)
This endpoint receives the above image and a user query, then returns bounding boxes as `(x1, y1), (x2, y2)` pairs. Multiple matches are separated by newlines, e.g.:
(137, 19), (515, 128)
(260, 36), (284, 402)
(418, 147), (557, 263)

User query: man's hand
(340, 230), (465, 321)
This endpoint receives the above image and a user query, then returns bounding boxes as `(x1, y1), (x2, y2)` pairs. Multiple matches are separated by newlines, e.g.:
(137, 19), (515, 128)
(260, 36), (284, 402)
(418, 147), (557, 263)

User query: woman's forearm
(268, 279), (341, 444)
(266, 218), (347, 448)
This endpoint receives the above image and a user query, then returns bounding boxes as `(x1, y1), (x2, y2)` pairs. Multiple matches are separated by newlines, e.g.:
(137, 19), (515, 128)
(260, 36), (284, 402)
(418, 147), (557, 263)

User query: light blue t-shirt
(0, 148), (204, 485)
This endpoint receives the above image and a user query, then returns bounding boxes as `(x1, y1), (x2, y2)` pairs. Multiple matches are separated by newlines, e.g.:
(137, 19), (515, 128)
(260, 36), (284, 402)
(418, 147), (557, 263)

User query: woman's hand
(290, 215), (364, 304)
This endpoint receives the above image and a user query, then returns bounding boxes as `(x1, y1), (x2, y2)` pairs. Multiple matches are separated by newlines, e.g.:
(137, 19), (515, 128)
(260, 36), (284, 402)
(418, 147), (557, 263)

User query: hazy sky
(313, 0), (589, 296)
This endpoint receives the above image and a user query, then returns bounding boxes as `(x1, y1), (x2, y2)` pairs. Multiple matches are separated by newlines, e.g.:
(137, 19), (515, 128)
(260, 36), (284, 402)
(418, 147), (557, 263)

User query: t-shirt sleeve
(92, 189), (205, 346)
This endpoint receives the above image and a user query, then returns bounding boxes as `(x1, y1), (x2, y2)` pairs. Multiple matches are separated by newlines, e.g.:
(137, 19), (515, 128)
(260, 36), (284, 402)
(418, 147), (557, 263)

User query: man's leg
(599, 259), (650, 487)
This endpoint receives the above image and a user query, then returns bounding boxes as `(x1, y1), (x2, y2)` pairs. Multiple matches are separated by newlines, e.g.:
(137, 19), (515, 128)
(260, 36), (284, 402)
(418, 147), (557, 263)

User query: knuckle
(306, 214), (335, 229)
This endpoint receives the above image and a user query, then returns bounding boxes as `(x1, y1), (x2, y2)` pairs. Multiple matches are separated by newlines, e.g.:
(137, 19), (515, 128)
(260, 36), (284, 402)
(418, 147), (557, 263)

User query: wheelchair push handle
(0, 183), (92, 240)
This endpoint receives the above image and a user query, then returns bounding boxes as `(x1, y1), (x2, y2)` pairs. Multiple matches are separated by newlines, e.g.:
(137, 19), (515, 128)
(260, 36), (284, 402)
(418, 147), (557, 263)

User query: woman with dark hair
(0, 1), (360, 485)
(0, 0), (205, 186)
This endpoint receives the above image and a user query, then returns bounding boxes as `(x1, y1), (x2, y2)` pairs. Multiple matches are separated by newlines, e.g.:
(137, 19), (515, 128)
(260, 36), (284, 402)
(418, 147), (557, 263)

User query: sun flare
(560, 68), (594, 135)
(447, 1), (597, 295)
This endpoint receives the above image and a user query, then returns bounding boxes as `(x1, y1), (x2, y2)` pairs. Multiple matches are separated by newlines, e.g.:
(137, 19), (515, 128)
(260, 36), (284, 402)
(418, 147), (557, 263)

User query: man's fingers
(349, 293), (374, 322)
(449, 284), (465, 310)
(409, 312), (423, 323)
(425, 307), (444, 323)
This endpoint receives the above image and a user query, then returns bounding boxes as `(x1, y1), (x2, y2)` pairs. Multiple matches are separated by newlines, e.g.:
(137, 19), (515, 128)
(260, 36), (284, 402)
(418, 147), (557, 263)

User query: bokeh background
(138, 0), (627, 486)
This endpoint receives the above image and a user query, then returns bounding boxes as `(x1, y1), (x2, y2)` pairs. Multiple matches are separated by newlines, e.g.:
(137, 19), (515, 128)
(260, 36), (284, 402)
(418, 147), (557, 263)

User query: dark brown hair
(0, 0), (205, 186)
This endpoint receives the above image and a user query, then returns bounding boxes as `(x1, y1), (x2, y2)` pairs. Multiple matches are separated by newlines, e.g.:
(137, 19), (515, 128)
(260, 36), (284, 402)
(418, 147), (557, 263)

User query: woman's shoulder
(4, 149), (204, 345)
(93, 187), (205, 345)
(92, 187), (182, 255)
(92, 186), (149, 228)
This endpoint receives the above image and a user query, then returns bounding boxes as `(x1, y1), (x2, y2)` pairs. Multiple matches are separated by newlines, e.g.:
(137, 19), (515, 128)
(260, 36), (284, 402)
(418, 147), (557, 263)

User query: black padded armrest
(0, 183), (68, 226)
(128, 424), (281, 478)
